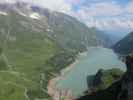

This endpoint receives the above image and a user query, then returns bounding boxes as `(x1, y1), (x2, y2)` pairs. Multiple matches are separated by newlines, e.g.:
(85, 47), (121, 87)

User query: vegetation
(0, 2), (109, 100)
(0, 58), (8, 70)
(47, 50), (77, 72)
(91, 68), (124, 91)
(0, 47), (8, 70)
(78, 55), (133, 100)
(0, 5), (101, 100)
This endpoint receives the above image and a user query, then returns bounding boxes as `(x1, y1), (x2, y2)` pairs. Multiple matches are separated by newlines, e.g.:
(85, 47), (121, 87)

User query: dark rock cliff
(113, 32), (133, 55)
(77, 54), (133, 100)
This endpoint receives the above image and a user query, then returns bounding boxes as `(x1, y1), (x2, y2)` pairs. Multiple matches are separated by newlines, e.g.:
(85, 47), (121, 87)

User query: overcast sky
(1, 0), (133, 36)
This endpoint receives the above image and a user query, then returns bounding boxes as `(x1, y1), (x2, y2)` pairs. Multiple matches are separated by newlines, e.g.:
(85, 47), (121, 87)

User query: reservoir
(56, 47), (126, 97)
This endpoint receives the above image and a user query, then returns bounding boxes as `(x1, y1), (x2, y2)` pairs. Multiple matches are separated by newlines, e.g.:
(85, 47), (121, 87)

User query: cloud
(126, 1), (133, 13)
(1, 0), (133, 36)
(0, 0), (72, 13)
(89, 2), (122, 16)
(74, 2), (123, 19)
(0, 0), (16, 3)
(70, 1), (133, 36)
(70, 2), (123, 29)
(67, 0), (81, 5)
(28, 0), (72, 13)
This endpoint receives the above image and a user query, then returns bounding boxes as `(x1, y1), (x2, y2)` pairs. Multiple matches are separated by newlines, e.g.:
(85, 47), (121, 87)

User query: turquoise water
(56, 47), (126, 96)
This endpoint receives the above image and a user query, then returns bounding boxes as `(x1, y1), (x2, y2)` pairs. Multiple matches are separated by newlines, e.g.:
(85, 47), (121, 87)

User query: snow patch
(18, 11), (27, 17)
(29, 13), (41, 20)
(0, 11), (8, 16)
(46, 28), (53, 32)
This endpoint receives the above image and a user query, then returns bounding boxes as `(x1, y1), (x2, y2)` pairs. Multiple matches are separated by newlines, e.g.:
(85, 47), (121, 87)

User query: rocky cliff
(77, 54), (133, 100)
(113, 32), (133, 55)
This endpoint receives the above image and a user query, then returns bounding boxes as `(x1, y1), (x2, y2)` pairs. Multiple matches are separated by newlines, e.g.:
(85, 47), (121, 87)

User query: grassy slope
(0, 10), (81, 99)
(0, 38), (60, 100)
(0, 12), (62, 99)
(0, 9), (100, 100)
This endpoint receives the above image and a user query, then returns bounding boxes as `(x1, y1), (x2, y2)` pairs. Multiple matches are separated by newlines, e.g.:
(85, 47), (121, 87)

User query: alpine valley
(0, 2), (114, 100)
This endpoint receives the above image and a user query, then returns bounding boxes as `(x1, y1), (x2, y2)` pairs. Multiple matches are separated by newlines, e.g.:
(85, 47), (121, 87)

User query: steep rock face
(77, 55), (133, 100)
(113, 32), (133, 55)
(118, 55), (133, 100)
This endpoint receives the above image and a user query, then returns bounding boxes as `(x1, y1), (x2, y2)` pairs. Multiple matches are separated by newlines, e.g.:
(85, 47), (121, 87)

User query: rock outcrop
(77, 54), (133, 100)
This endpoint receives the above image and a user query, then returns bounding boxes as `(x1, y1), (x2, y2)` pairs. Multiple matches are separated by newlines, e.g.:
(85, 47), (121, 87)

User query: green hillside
(0, 11), (64, 100)
(0, 3), (105, 99)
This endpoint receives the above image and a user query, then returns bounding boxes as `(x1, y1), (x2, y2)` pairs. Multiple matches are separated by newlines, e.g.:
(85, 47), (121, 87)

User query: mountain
(0, 2), (107, 100)
(108, 34), (121, 46)
(113, 31), (133, 55)
(77, 54), (133, 100)
(92, 28), (114, 47)
(0, 2), (106, 52)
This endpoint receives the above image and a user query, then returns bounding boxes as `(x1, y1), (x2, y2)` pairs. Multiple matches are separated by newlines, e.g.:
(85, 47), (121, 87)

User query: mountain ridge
(0, 1), (112, 49)
(113, 31), (133, 55)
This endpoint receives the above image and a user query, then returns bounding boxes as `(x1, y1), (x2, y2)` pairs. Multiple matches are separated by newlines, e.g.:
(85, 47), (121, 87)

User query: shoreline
(47, 51), (87, 100)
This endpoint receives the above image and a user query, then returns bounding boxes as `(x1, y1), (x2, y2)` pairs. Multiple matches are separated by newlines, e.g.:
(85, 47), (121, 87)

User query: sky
(1, 0), (133, 37)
